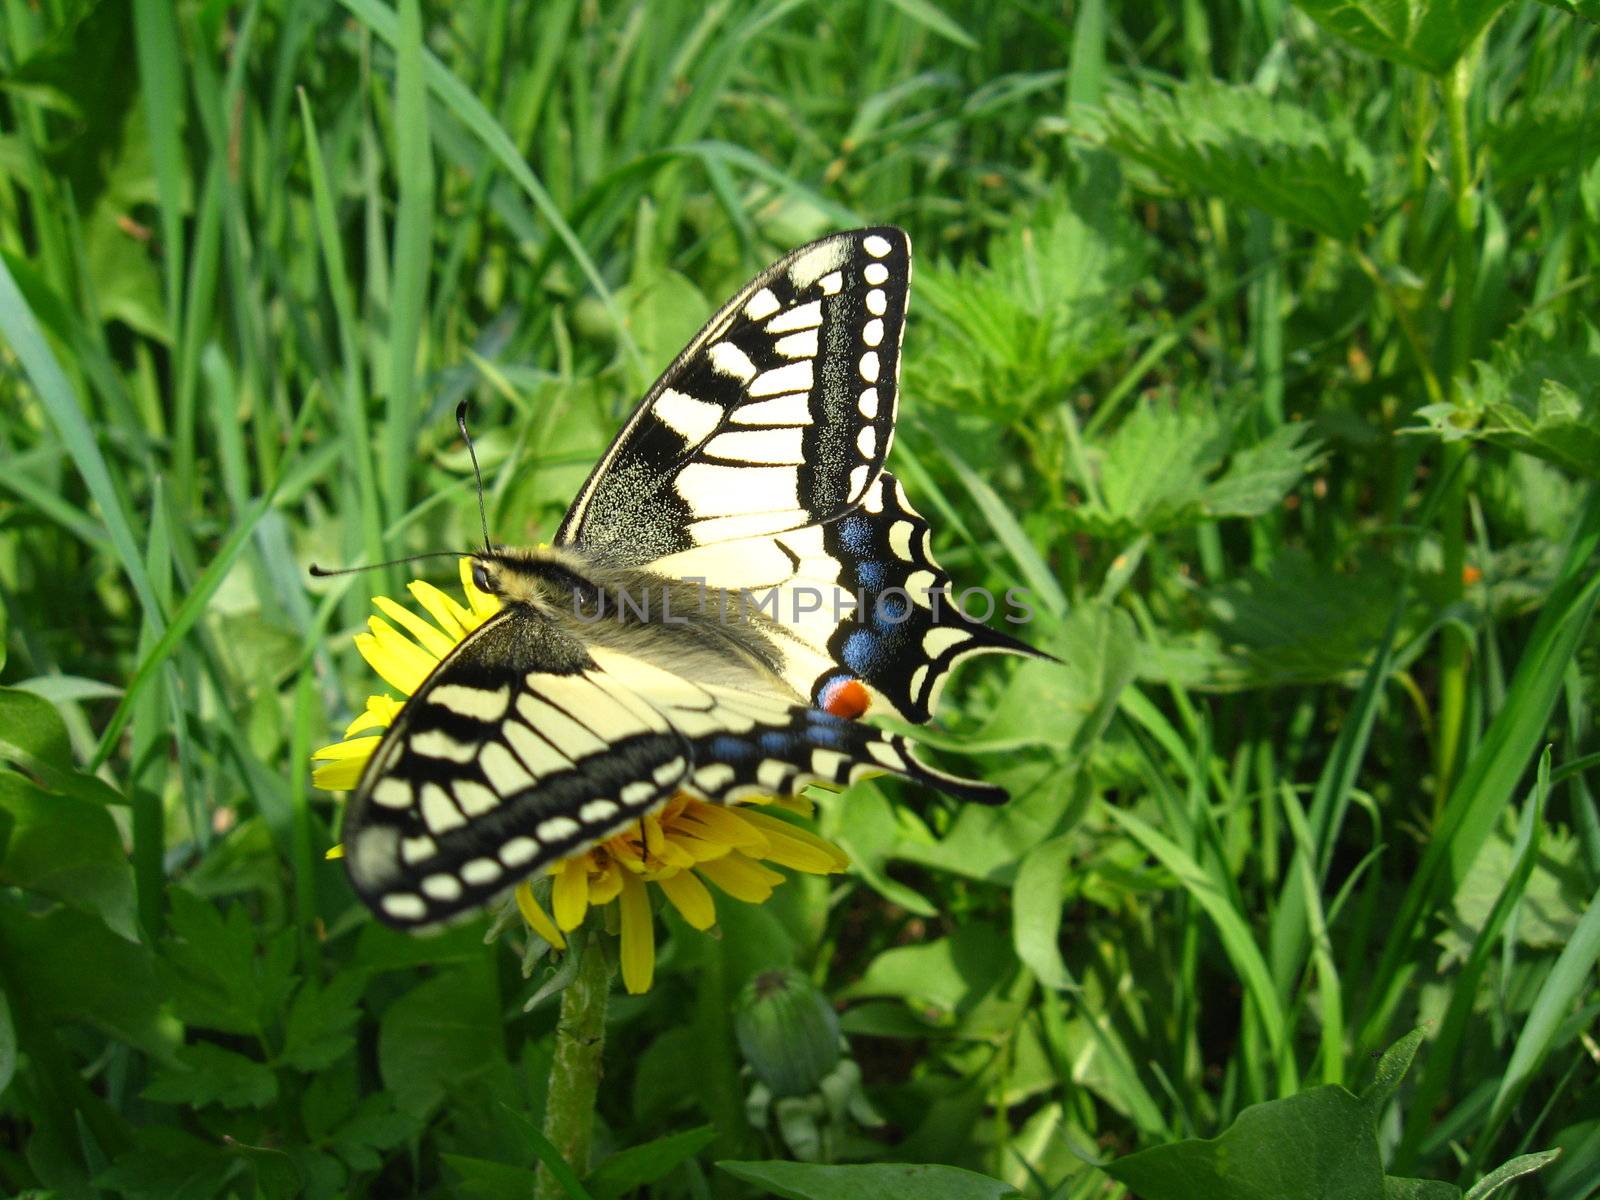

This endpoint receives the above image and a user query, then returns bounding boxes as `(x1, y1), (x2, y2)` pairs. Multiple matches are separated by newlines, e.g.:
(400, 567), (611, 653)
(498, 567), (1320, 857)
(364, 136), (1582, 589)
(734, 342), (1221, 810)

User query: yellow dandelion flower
(312, 559), (851, 994)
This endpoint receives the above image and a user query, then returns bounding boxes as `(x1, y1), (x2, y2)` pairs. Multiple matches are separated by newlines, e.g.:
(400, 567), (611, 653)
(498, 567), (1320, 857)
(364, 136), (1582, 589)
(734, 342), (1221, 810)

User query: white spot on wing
(766, 301), (822, 334)
(889, 520), (914, 559)
(750, 360), (813, 398)
(868, 741), (905, 769)
(654, 388), (723, 442)
(706, 427), (805, 465)
(864, 234), (892, 257)
(621, 780), (657, 806)
(847, 464), (870, 500)
(372, 779), (413, 809)
(382, 893), (427, 920)
(858, 387), (879, 419)
(788, 241), (848, 289)
(480, 741), (535, 794)
(906, 569), (938, 604)
(857, 427), (876, 459)
(733, 392), (811, 426)
(866, 289), (887, 315)
(501, 837), (540, 867)
(865, 262), (888, 285)
(909, 663), (930, 699)
(402, 835), (437, 863)
(421, 783), (466, 833)
(677, 463), (800, 517)
(428, 683), (510, 720)
(818, 271), (843, 295)
(710, 341), (757, 381)
(774, 329), (819, 359)
(462, 858), (502, 886)
(863, 319), (883, 347)
(411, 729), (478, 762)
(580, 799), (620, 823)
(423, 874), (462, 901)
(744, 287), (781, 320)
(694, 764), (735, 793)
(538, 816), (581, 841)
(859, 352), (879, 383)
(811, 749), (848, 779)
(922, 627), (969, 657)
(757, 760), (792, 791)
(455, 779), (501, 816)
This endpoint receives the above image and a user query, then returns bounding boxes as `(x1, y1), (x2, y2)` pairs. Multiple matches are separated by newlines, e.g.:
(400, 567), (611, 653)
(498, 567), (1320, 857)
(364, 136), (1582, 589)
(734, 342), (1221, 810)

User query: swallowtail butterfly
(342, 228), (1045, 927)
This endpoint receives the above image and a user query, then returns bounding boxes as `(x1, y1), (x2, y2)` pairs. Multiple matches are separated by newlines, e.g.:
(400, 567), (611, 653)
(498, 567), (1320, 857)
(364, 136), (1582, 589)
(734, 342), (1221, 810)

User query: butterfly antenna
(309, 551), (475, 578)
(457, 401), (493, 555)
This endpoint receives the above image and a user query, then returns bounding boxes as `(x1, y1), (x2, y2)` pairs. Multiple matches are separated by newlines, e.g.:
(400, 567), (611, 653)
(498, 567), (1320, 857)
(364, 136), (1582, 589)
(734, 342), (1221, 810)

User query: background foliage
(2, 0), (1599, 1196)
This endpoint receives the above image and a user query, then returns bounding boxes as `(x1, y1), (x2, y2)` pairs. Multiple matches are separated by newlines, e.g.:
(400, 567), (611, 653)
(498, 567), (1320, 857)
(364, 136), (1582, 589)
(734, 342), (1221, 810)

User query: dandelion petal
(618, 871), (655, 994)
(657, 869), (717, 930)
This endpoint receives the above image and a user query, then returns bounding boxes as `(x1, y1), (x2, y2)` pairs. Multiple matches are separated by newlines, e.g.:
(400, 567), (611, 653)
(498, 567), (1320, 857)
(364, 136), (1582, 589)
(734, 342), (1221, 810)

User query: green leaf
(144, 1042), (279, 1110)
(884, 0), (979, 49)
(1012, 835), (1075, 990)
(910, 184), (1148, 421)
(718, 1160), (1021, 1199)
(1102, 1085), (1382, 1198)
(280, 971), (366, 1071)
(1289, 0), (1510, 74)
(1530, 0), (1600, 19)
(1413, 335), (1600, 481)
(1361, 1028), (1425, 1121)
(840, 922), (1014, 1026)
(95, 1128), (234, 1200)
(1099, 83), (1376, 239)
(0, 686), (124, 808)
(1463, 1150), (1562, 1199)
(587, 1124), (716, 1200)
(0, 901), (171, 1058)
(1384, 1178), (1462, 1199)
(1201, 422), (1324, 518)
(159, 889), (289, 1036)
(378, 962), (504, 1116)
(0, 771), (137, 938)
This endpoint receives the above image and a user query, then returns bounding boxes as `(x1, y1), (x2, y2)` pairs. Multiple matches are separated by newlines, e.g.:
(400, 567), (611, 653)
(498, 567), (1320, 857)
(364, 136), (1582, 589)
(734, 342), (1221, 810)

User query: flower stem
(535, 934), (614, 1200)
(1433, 51), (1478, 816)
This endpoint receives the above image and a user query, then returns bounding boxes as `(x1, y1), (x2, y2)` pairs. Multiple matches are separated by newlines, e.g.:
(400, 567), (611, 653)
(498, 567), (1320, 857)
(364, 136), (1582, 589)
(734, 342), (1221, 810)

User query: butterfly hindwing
(645, 470), (1046, 724)
(557, 228), (910, 564)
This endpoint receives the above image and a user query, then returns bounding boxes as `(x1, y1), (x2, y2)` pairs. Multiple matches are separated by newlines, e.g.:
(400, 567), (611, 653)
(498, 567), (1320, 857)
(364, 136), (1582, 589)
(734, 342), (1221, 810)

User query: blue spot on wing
(841, 628), (883, 677)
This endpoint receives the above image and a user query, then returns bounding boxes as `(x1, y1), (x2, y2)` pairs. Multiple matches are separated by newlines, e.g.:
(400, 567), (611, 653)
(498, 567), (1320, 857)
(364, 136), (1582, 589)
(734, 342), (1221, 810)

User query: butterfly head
(470, 545), (593, 617)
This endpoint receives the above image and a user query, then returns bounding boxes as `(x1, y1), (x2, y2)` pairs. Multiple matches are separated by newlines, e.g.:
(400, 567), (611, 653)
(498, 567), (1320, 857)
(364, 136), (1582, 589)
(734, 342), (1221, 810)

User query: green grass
(2, 1), (1599, 1197)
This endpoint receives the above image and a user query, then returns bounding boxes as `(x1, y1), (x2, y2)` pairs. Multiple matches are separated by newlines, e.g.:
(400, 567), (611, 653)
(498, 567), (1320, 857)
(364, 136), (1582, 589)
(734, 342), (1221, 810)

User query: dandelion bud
(733, 968), (842, 1099)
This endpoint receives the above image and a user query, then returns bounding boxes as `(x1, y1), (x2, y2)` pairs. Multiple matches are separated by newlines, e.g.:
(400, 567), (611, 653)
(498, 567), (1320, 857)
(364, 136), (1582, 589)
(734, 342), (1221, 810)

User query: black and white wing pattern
(556, 228), (910, 564)
(648, 469), (1041, 724)
(344, 605), (1002, 929)
(556, 226), (1045, 726)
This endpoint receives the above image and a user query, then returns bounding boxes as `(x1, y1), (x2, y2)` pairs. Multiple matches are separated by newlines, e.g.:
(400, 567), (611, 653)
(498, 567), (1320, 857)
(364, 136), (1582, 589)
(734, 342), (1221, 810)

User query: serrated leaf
(0, 771), (136, 938)
(910, 183), (1148, 419)
(719, 1161), (1020, 1200)
(159, 890), (297, 1036)
(1289, 0), (1510, 74)
(1099, 83), (1376, 239)
(1201, 422), (1324, 518)
(280, 971), (366, 1070)
(144, 1042), (279, 1110)
(1415, 335), (1600, 480)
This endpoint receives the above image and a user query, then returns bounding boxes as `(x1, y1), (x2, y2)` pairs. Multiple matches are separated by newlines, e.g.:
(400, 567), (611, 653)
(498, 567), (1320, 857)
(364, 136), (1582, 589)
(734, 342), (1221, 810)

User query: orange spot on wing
(824, 679), (871, 720)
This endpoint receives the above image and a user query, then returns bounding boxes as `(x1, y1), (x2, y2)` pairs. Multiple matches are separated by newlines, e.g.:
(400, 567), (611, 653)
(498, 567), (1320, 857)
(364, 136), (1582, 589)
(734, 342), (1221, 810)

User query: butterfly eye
(472, 562), (495, 595)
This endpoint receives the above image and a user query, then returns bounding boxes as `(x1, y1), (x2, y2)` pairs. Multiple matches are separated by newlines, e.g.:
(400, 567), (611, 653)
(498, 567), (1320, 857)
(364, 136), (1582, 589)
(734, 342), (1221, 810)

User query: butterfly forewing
(557, 228), (910, 564)
(346, 618), (1001, 928)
